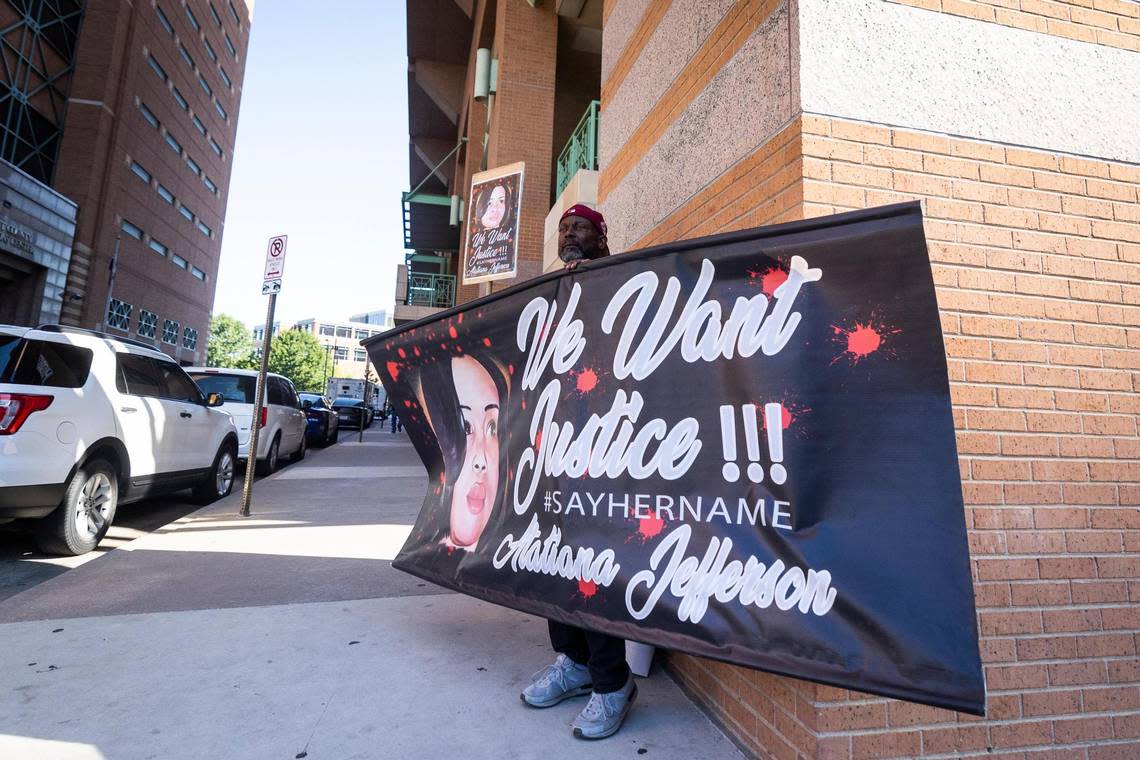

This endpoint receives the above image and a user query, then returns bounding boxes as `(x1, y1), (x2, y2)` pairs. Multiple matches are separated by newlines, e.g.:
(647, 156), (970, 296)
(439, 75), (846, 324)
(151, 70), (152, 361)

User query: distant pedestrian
(390, 410), (402, 433)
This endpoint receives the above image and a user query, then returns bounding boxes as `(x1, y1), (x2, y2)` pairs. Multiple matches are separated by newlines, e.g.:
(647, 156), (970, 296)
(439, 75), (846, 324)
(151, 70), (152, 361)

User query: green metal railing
(555, 100), (599, 198)
(406, 272), (456, 309)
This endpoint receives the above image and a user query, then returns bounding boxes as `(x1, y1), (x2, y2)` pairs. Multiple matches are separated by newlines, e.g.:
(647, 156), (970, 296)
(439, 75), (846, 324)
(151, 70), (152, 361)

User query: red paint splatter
(747, 263), (789, 297)
(638, 515), (665, 539)
(760, 404), (795, 430)
(534, 429), (543, 452)
(386, 361), (400, 381)
(458, 313), (464, 324)
(578, 580), (597, 598)
(576, 368), (598, 393)
(413, 347), (421, 357)
(483, 337), (492, 347)
(831, 315), (901, 365)
(508, 364), (514, 375)
(397, 348), (406, 359)
(448, 325), (458, 339)
(404, 400), (413, 407)
(440, 343), (447, 350)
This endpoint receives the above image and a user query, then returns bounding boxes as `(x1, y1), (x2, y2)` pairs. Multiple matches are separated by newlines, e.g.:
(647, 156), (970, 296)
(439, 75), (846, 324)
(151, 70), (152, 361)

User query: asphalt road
(0, 429), (357, 602)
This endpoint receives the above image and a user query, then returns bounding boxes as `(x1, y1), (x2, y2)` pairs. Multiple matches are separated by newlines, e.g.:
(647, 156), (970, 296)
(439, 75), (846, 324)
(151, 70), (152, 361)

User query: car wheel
(256, 435), (280, 476)
(36, 459), (118, 556)
(328, 419), (338, 445)
(193, 443), (237, 504)
(292, 430), (307, 462)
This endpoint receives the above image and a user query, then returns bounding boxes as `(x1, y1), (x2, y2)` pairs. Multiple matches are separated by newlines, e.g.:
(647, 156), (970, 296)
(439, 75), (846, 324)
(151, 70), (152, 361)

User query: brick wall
(654, 113), (1140, 759)
(888, 0), (1140, 50)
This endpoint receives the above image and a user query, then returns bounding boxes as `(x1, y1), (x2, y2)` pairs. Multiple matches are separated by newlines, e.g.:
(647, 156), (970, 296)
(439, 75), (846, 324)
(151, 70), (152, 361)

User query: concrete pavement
(0, 426), (745, 760)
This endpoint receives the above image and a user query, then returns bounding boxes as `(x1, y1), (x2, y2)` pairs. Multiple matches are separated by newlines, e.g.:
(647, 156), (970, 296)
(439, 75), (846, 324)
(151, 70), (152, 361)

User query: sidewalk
(0, 426), (745, 760)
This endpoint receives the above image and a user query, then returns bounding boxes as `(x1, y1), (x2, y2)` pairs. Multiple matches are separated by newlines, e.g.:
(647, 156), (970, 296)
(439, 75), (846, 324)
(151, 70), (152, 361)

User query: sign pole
(241, 234), (289, 517)
(240, 292), (275, 516)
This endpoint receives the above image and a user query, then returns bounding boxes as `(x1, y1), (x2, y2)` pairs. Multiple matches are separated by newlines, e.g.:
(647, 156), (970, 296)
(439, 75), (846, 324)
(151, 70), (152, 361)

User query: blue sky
(212, 0), (409, 329)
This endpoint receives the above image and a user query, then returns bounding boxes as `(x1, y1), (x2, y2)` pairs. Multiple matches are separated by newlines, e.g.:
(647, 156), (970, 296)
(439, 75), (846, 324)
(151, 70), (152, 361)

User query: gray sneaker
(571, 674), (637, 740)
(521, 654), (592, 708)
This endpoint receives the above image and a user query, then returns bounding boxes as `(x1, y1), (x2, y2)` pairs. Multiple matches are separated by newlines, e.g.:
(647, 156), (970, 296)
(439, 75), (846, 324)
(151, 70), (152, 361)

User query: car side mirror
(206, 392), (225, 407)
(302, 400), (312, 409)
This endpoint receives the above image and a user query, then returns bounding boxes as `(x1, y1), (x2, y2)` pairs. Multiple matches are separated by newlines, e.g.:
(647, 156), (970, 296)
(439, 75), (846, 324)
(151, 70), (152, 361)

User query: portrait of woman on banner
(464, 167), (523, 282)
(416, 344), (511, 552)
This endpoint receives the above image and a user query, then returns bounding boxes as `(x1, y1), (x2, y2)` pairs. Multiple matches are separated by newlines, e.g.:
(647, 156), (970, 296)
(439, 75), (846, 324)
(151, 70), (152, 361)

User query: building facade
(402, 1), (1139, 757)
(291, 317), (388, 389)
(0, 0), (252, 366)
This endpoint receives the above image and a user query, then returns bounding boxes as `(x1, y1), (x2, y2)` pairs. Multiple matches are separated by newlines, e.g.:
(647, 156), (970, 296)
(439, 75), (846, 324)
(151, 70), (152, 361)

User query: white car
(186, 368), (307, 474)
(0, 325), (239, 555)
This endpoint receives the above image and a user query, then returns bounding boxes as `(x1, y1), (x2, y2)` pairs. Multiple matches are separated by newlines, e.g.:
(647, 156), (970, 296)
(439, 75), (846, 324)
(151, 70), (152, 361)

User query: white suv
(0, 325), (239, 555)
(186, 368), (307, 474)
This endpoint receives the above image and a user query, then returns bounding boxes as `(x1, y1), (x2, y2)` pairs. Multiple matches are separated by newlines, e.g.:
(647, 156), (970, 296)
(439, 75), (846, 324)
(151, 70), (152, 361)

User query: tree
(207, 314), (257, 369)
(268, 328), (326, 391)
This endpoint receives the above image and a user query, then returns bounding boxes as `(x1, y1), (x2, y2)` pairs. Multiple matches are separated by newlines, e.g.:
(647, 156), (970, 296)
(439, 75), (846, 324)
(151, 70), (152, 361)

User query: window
(107, 299), (132, 330)
(214, 100), (228, 121)
(0, 339), (92, 388)
(158, 362), (202, 403)
(191, 266), (206, 281)
(319, 325), (335, 337)
(162, 319), (179, 344)
(148, 54), (167, 81)
(155, 6), (174, 36)
(171, 254), (188, 270)
(138, 309), (158, 338)
(198, 73), (212, 97)
(185, 6), (200, 32)
(192, 114), (207, 136)
(202, 174), (218, 194)
(228, 2), (241, 28)
(335, 327), (351, 338)
(219, 67), (232, 89)
(196, 220), (212, 237)
(165, 132), (182, 155)
(130, 161), (151, 183)
(209, 137), (223, 158)
(266, 377), (285, 406)
(354, 349), (367, 362)
(172, 87), (189, 110)
(139, 102), (159, 128)
(209, 3), (222, 27)
(354, 329), (369, 340)
(182, 327), (198, 349)
(334, 347), (348, 361)
(148, 238), (168, 257)
(189, 372), (255, 403)
(185, 155), (201, 175)
(203, 38), (218, 62)
(116, 354), (164, 396)
(121, 219), (143, 240)
(178, 204), (193, 222)
(179, 44), (195, 69)
(224, 33), (236, 58)
(157, 184), (175, 204)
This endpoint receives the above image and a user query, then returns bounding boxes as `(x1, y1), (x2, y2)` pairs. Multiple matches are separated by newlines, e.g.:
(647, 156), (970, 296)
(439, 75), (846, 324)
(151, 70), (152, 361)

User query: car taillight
(0, 393), (54, 435)
(260, 407), (267, 426)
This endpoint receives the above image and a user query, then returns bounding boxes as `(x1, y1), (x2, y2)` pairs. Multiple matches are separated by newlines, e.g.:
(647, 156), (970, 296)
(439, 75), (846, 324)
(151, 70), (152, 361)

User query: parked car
(298, 392), (339, 446)
(0, 325), (239, 555)
(186, 368), (307, 474)
(331, 396), (373, 429)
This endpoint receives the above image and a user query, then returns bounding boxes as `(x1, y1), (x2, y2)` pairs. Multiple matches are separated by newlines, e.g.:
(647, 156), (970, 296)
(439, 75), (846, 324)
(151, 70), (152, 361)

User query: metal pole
(240, 292), (276, 516)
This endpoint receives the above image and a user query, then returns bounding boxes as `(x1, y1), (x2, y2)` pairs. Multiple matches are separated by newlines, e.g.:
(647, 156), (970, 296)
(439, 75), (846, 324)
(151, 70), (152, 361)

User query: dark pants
(390, 413), (402, 433)
(548, 620), (629, 693)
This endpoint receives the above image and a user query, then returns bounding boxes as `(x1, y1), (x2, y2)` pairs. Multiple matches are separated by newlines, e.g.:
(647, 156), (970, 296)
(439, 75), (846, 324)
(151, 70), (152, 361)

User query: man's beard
(558, 244), (586, 263)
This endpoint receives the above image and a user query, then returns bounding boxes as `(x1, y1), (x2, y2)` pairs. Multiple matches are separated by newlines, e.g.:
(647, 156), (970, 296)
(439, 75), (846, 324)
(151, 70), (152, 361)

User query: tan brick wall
(888, 0), (1140, 50)
(659, 113), (1140, 759)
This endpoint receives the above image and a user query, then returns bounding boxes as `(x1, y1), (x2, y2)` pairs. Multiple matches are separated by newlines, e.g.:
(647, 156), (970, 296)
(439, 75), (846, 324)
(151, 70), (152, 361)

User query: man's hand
(564, 259), (582, 271)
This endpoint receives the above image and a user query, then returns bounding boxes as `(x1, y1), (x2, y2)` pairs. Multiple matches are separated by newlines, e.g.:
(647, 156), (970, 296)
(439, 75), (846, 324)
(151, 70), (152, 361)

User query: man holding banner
(517, 205), (638, 740)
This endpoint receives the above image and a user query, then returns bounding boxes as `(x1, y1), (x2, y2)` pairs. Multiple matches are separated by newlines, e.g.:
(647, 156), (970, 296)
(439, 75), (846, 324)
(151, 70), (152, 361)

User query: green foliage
(207, 314), (257, 369)
(268, 329), (326, 391)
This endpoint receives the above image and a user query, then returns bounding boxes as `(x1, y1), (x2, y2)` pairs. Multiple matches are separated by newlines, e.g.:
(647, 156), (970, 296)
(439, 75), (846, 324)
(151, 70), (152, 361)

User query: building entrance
(0, 250), (45, 326)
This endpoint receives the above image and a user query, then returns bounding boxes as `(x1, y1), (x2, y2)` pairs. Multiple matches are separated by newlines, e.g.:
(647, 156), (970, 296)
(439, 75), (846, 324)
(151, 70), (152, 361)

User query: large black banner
(366, 203), (985, 715)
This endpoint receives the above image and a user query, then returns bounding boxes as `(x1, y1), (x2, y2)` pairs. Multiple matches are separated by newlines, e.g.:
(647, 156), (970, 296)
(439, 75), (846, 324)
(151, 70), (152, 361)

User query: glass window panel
(214, 100), (228, 121)
(202, 174), (218, 193)
(179, 44), (195, 69)
(203, 38), (218, 62)
(179, 205), (193, 222)
(117, 354), (164, 396)
(130, 161), (151, 183)
(138, 309), (158, 338)
(165, 132), (182, 154)
(192, 114), (207, 135)
(162, 319), (180, 344)
(191, 266), (206, 281)
(107, 299), (133, 330)
(209, 3), (222, 27)
(198, 73), (212, 97)
(157, 184), (174, 204)
(171, 254), (188, 269)
(183, 327), (199, 349)
(185, 155), (201, 175)
(196, 220), (212, 237)
(219, 67), (232, 89)
(209, 138), (223, 158)
(121, 220), (143, 240)
(139, 103), (159, 128)
(185, 6), (200, 32)
(148, 55), (167, 81)
(155, 6), (174, 36)
(148, 238), (168, 256)
(224, 33), (236, 57)
(228, 2), (241, 27)
(172, 87), (189, 110)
